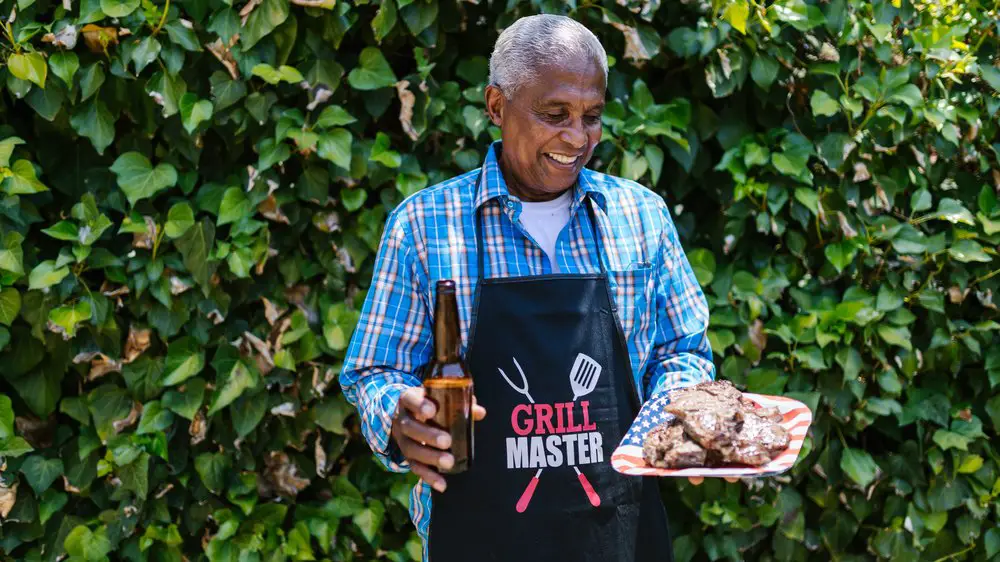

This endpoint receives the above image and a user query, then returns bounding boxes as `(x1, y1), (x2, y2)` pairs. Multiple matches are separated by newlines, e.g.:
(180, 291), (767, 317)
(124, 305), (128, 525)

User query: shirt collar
(473, 141), (609, 213)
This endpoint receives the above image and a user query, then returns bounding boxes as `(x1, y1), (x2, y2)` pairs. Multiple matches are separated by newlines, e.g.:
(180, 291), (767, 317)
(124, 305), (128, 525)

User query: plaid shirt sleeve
(339, 209), (430, 473)
(643, 204), (716, 400)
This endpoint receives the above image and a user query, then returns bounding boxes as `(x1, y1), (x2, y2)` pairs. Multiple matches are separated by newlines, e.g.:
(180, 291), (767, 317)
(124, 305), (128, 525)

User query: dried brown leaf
(395, 80), (420, 142)
(205, 37), (239, 80)
(189, 410), (207, 445)
(270, 402), (296, 417)
(837, 212), (858, 238)
(315, 433), (327, 477)
(609, 21), (651, 63)
(269, 315), (292, 354)
(263, 451), (310, 497)
(239, 0), (262, 24)
(948, 286), (969, 304)
(0, 482), (17, 519)
(312, 211), (341, 233)
(81, 24), (118, 53)
(748, 319), (767, 357)
(113, 401), (142, 434)
(124, 325), (152, 363)
(312, 365), (336, 396)
(89, 353), (123, 382)
(170, 275), (194, 295)
(63, 475), (81, 494)
(258, 195), (290, 224)
(240, 331), (274, 375)
(262, 297), (286, 326)
(853, 162), (871, 183)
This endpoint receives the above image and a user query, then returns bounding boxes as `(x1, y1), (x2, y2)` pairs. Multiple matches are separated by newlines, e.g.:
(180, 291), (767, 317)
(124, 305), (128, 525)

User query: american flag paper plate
(611, 392), (813, 478)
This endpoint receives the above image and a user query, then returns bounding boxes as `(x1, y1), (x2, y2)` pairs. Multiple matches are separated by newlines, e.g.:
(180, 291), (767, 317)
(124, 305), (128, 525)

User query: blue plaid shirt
(340, 141), (714, 558)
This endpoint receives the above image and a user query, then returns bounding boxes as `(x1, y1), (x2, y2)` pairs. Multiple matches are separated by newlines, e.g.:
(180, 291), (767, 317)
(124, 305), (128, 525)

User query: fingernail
(434, 481), (447, 493)
(422, 404), (434, 417)
(437, 435), (451, 448)
(440, 454), (454, 470)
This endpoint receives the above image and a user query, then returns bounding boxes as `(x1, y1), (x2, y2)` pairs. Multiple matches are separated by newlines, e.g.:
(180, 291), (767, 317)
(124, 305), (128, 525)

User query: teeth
(546, 153), (578, 165)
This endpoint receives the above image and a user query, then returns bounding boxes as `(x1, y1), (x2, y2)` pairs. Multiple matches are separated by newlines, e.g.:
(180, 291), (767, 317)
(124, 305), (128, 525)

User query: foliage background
(0, 0), (999, 559)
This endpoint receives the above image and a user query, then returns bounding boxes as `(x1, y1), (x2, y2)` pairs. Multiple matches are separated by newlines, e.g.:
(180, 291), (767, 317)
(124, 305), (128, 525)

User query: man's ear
(485, 85), (505, 128)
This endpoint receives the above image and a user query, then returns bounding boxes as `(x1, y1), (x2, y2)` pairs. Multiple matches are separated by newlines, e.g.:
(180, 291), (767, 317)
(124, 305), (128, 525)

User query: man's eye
(584, 115), (602, 126)
(544, 113), (566, 122)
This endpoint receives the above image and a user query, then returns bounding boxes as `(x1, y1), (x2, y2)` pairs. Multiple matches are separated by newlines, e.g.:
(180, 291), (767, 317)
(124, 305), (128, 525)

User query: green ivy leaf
(315, 105), (357, 128)
(20, 455), (64, 494)
(230, 391), (268, 437)
(0, 436), (33, 457)
(162, 378), (205, 420)
(241, 0), (290, 49)
(370, 132), (401, 168)
(888, 84), (923, 108)
(347, 47), (398, 90)
(949, 239), (992, 263)
(162, 336), (205, 386)
(136, 400), (174, 434)
(750, 53), (779, 89)
(129, 37), (161, 74)
(877, 324), (913, 351)
(722, 0), (749, 33)
(0, 136), (24, 168)
(8, 52), (47, 88)
(180, 94), (214, 134)
(317, 129), (353, 169)
(353, 500), (385, 545)
(931, 198), (975, 225)
(840, 448), (879, 488)
(0, 395), (12, 439)
(48, 300), (93, 338)
(810, 90), (839, 117)
(932, 429), (971, 451)
(70, 99), (116, 154)
(49, 52), (79, 86)
(110, 152), (178, 207)
(175, 219), (216, 290)
(217, 187), (252, 225)
(371, 0), (397, 43)
(165, 202), (195, 238)
(195, 452), (231, 494)
(341, 188), (367, 212)
(207, 349), (258, 416)
(825, 240), (858, 273)
(251, 63), (304, 84)
(3, 160), (48, 194)
(28, 260), (69, 290)
(64, 525), (112, 560)
(100, 0), (139, 16)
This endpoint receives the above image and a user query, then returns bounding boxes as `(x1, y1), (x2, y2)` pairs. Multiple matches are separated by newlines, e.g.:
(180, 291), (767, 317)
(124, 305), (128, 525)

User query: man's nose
(560, 119), (587, 150)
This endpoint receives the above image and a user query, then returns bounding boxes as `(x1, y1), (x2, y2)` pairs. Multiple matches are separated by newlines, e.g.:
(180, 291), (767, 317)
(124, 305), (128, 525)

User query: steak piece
(643, 421), (707, 469)
(725, 411), (791, 466)
(667, 403), (742, 457)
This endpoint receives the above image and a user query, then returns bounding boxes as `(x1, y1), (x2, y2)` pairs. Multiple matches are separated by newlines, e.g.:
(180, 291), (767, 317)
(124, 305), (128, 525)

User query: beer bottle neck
(434, 289), (462, 364)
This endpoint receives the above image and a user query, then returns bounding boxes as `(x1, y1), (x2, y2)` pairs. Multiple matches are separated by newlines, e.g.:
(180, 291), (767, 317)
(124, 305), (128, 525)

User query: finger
(473, 404), (487, 421)
(399, 415), (452, 449)
(399, 437), (456, 471)
(687, 476), (704, 486)
(399, 387), (435, 421)
(410, 460), (447, 493)
(724, 476), (740, 483)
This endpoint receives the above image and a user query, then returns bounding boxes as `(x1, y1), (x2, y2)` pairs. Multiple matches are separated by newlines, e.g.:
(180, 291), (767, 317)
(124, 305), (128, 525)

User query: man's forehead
(516, 61), (606, 105)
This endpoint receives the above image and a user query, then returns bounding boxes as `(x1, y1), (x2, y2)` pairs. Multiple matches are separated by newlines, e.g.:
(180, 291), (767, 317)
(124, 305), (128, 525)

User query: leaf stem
(931, 544), (975, 562)
(152, 0), (170, 36)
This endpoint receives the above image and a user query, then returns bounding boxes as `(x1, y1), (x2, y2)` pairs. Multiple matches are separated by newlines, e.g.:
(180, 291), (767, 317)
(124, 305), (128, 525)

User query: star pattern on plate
(622, 395), (674, 448)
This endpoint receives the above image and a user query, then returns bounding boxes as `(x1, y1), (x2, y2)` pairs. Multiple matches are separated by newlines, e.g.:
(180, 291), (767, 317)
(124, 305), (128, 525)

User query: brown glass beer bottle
(423, 280), (474, 473)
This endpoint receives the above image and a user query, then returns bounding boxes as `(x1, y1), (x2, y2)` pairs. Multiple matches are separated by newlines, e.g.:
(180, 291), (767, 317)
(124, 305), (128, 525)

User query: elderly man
(340, 14), (715, 562)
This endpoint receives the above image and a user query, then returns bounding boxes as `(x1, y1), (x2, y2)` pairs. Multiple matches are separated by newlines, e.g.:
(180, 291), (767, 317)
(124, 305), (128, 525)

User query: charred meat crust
(643, 381), (790, 469)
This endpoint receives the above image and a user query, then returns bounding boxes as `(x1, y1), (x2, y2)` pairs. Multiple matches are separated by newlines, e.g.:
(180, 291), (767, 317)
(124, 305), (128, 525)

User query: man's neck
(499, 153), (571, 202)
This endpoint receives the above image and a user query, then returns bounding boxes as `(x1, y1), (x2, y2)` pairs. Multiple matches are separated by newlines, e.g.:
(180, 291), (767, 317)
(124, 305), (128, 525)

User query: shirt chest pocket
(606, 264), (654, 341)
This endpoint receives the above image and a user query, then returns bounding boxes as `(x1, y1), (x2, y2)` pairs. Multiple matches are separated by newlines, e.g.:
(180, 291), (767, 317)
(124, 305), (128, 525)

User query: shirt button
(506, 201), (514, 208)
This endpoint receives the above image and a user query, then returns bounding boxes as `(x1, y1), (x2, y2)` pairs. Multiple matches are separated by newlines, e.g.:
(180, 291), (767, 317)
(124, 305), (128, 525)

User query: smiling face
(485, 55), (606, 202)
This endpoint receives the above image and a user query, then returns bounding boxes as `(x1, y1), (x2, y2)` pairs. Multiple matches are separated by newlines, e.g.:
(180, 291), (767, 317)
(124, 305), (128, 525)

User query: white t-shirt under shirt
(517, 189), (573, 273)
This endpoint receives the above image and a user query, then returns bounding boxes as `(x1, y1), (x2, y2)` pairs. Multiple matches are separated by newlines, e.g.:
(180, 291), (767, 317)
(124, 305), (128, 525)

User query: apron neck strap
(474, 169), (608, 280)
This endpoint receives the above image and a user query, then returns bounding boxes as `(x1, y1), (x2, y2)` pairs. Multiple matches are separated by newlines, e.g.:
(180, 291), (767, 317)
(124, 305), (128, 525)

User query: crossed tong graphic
(499, 356), (602, 513)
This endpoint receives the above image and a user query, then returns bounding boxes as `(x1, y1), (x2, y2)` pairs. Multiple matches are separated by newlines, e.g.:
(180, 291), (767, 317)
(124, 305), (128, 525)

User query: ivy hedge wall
(0, 0), (999, 559)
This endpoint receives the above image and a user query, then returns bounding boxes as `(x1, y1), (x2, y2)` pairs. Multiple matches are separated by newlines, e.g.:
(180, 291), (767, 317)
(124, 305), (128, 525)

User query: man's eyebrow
(535, 100), (606, 111)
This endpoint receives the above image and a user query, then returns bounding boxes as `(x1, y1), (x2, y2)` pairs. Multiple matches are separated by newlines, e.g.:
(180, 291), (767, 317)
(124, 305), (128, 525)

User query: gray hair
(488, 14), (608, 99)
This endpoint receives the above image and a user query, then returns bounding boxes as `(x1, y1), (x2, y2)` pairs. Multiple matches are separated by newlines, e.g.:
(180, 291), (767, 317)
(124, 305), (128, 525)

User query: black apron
(427, 175), (673, 562)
